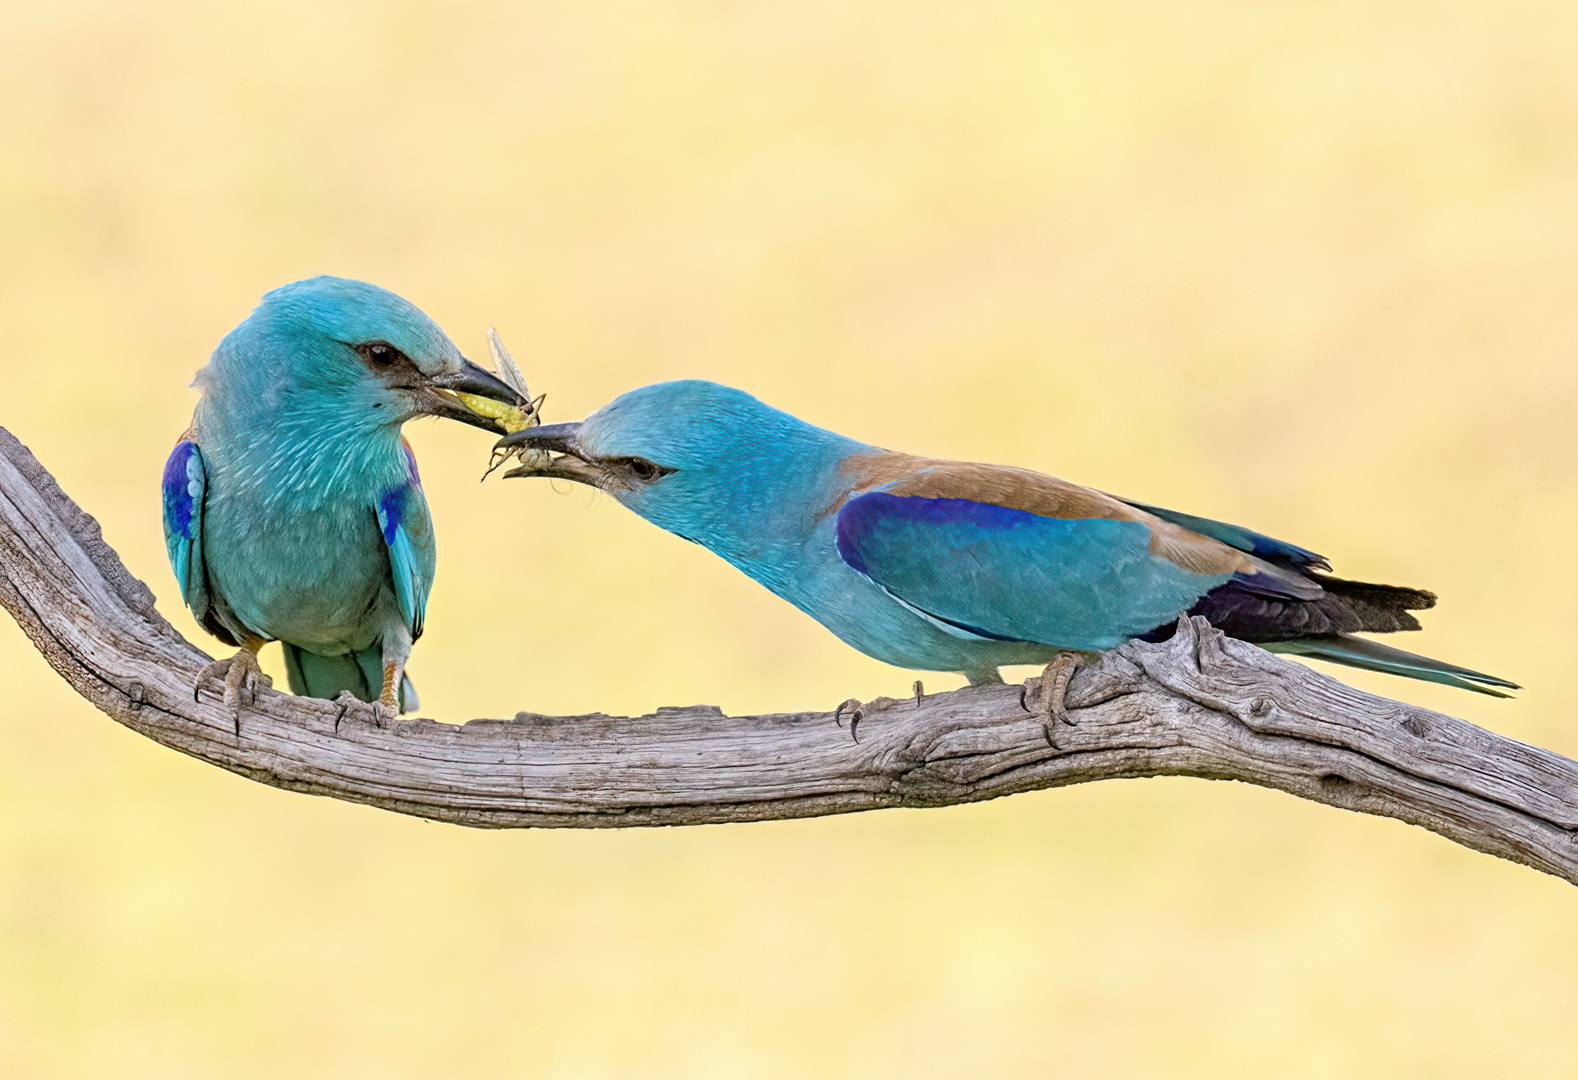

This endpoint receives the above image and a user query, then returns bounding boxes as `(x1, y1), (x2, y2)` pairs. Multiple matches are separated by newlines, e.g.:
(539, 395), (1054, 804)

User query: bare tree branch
(2, 426), (1575, 883)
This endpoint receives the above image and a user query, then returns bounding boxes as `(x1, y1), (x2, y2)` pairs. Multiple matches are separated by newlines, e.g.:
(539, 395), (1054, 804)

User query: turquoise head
(196, 275), (524, 443)
(497, 380), (867, 553)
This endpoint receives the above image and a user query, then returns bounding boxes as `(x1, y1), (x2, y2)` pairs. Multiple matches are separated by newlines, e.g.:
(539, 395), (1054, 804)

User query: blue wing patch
(375, 441), (436, 639)
(161, 437), (210, 619)
(835, 492), (1231, 651)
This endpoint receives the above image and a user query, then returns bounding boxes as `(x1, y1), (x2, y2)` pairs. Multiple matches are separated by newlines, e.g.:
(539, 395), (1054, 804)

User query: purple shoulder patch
(379, 487), (404, 545)
(162, 441), (197, 538)
(836, 492), (1037, 575)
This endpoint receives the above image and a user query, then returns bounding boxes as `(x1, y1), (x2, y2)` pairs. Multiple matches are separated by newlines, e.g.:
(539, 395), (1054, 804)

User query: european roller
(162, 276), (527, 718)
(495, 380), (1515, 721)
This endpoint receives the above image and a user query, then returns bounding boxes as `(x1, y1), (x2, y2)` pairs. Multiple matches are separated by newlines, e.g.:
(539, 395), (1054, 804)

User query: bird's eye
(356, 342), (407, 368)
(623, 457), (668, 483)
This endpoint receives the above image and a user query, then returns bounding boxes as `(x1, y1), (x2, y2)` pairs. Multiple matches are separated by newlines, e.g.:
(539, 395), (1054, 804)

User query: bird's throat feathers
(194, 382), (412, 514)
(193, 319), (418, 512)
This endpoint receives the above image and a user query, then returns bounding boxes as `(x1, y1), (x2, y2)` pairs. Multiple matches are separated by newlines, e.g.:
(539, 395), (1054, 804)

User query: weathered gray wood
(2, 425), (1575, 883)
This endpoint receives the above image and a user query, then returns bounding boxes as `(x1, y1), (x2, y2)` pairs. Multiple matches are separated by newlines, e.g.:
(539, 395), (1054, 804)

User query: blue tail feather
(281, 643), (415, 711)
(1263, 635), (1518, 698)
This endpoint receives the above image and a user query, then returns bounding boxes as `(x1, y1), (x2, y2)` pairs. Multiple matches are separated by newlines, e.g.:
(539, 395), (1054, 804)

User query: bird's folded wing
(834, 491), (1237, 651)
(161, 437), (211, 620)
(375, 440), (436, 640)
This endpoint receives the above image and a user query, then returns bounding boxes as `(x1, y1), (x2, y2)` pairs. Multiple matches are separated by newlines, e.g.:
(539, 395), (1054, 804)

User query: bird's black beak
(496, 422), (582, 455)
(420, 358), (529, 433)
(493, 422), (605, 486)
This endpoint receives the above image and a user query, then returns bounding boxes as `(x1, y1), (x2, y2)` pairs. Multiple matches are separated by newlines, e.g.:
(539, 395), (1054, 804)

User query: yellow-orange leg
(377, 659), (404, 718)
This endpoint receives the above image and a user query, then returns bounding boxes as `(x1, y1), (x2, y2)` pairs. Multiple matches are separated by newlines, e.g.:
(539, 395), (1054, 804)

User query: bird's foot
(332, 691), (360, 732)
(1026, 651), (1083, 733)
(834, 697), (867, 743)
(372, 683), (402, 725)
(330, 690), (398, 729)
(195, 648), (273, 729)
(833, 694), (901, 743)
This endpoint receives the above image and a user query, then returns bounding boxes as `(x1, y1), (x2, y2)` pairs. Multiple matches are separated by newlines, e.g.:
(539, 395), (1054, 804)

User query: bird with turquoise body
(162, 276), (530, 717)
(496, 380), (1516, 720)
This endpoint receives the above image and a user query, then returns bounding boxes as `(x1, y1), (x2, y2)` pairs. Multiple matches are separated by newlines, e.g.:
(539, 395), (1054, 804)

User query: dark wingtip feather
(1310, 573), (1436, 612)
(1165, 573), (1439, 642)
(1116, 498), (1332, 570)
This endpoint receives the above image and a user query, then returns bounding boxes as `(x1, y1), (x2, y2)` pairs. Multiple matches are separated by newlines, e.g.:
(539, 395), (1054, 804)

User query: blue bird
(496, 380), (1515, 718)
(163, 276), (526, 717)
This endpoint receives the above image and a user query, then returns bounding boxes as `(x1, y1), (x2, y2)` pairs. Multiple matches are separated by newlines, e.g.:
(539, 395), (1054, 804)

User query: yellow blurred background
(2, 0), (1576, 1075)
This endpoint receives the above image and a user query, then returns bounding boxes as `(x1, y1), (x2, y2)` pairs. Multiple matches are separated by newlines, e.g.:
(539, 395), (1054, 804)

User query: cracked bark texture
(2, 426), (1576, 885)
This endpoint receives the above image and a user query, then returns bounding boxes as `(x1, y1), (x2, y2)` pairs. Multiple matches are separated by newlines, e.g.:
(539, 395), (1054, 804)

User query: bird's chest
(734, 518), (934, 646)
(748, 514), (1051, 672)
(205, 491), (392, 650)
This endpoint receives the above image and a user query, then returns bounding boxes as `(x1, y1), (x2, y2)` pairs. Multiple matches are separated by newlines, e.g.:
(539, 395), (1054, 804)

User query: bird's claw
(195, 649), (272, 732)
(834, 697), (871, 744)
(833, 694), (904, 744)
(329, 691), (396, 729)
(1032, 652), (1083, 744)
(331, 691), (360, 732)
